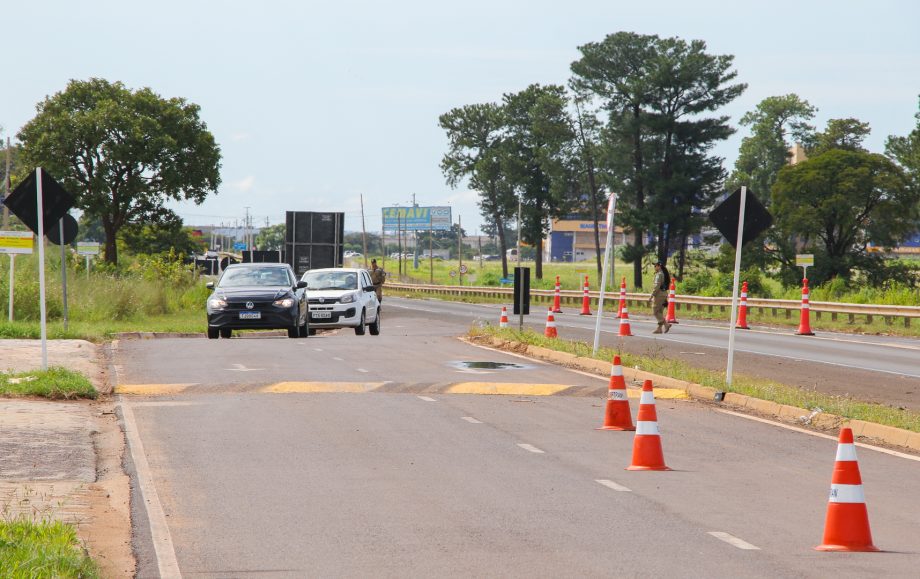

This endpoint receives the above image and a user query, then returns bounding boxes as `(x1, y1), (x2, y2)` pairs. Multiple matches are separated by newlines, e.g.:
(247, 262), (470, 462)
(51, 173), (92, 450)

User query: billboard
(382, 206), (451, 231)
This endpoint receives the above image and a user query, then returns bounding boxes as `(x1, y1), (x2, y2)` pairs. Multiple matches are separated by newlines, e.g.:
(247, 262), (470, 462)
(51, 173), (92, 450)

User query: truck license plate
(239, 312), (261, 320)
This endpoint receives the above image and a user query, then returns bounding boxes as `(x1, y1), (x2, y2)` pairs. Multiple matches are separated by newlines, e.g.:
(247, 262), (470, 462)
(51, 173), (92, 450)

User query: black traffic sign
(2, 168), (76, 236)
(709, 187), (773, 248)
(47, 214), (79, 245)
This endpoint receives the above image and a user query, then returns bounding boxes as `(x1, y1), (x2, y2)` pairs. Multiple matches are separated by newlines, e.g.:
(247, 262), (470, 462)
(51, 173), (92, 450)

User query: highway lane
(385, 297), (920, 411)
(116, 305), (920, 577)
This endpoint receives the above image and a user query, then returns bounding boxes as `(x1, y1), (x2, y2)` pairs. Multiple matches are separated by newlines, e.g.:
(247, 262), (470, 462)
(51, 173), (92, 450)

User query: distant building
(788, 143), (808, 165)
(544, 219), (627, 262)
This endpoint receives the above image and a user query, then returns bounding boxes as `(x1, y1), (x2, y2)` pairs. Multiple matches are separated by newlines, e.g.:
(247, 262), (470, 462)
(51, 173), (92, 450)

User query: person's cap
(653, 261), (663, 266)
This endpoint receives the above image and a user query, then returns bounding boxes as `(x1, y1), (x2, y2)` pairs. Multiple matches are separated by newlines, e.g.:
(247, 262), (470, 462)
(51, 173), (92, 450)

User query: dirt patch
(0, 339), (108, 392)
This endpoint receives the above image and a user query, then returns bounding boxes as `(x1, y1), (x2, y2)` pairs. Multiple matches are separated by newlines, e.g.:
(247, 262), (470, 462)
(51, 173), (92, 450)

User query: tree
(120, 212), (206, 256)
(811, 118), (871, 155)
(772, 149), (917, 284)
(886, 95), (920, 192)
(440, 103), (517, 278)
(18, 78), (221, 264)
(572, 32), (745, 286)
(256, 223), (286, 251)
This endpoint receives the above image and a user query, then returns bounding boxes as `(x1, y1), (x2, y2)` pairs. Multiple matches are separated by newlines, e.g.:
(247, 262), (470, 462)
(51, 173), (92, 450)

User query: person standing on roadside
(370, 259), (386, 303)
(648, 261), (671, 334)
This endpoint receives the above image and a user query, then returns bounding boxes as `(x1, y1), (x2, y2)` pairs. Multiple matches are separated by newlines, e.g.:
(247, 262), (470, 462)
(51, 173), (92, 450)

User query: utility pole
(360, 194), (369, 268)
(2, 137), (10, 229)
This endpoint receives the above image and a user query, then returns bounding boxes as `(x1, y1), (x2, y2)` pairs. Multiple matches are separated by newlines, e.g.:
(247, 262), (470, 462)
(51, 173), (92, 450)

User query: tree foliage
(17, 78), (221, 264)
(255, 223), (286, 251)
(886, 95), (920, 193)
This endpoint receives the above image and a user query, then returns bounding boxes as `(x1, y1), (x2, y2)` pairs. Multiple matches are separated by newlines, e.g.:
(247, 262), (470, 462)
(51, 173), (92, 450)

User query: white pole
(86, 255), (91, 279)
(725, 186), (748, 387)
(517, 195), (523, 331)
(36, 168), (48, 370)
(593, 193), (617, 355)
(8, 254), (14, 322)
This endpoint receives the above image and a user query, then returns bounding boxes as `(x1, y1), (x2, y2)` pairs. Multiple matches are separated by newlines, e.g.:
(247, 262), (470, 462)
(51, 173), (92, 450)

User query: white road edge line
(715, 408), (920, 462)
(517, 443), (545, 454)
(417, 396), (437, 402)
(462, 416), (483, 423)
(595, 479), (631, 492)
(708, 531), (761, 550)
(120, 400), (182, 578)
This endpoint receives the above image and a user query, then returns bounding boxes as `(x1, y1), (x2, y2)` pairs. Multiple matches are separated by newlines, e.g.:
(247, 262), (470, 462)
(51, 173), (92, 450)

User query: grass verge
(0, 517), (99, 578)
(0, 367), (97, 399)
(0, 310), (204, 342)
(470, 325), (920, 433)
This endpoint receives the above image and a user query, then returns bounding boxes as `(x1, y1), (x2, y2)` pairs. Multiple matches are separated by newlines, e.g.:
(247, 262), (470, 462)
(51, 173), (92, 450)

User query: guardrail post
(832, 312), (838, 322)
(866, 314), (873, 324)
(905, 318), (911, 328)
(849, 313), (855, 324)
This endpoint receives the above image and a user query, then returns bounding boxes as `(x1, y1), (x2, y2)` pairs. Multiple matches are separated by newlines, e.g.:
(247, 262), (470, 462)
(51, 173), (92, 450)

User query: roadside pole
(593, 193), (617, 355)
(360, 194), (369, 269)
(8, 254), (14, 321)
(36, 168), (48, 370)
(428, 225), (433, 284)
(517, 196), (523, 330)
(59, 218), (69, 331)
(725, 186), (748, 386)
(458, 214), (463, 286)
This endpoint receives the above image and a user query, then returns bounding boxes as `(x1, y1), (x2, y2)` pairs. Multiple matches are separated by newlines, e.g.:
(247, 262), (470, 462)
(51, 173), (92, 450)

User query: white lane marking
(356, 368), (369, 373)
(313, 348), (324, 352)
(708, 531), (760, 550)
(417, 396), (437, 402)
(517, 443), (545, 454)
(128, 401), (201, 407)
(120, 401), (182, 578)
(715, 408), (920, 462)
(332, 357), (344, 362)
(595, 479), (631, 492)
(226, 363), (263, 372)
(462, 416), (483, 424)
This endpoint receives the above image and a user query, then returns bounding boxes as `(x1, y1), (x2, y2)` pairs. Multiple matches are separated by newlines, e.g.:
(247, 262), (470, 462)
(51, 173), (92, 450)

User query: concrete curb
(480, 336), (920, 454)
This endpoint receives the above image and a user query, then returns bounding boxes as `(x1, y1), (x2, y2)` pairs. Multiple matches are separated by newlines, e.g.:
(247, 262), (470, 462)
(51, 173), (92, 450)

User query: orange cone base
(552, 307), (562, 313)
(626, 436), (669, 470)
(596, 425), (635, 431)
(737, 324), (750, 330)
(815, 506), (878, 552)
(796, 329), (815, 336)
(815, 543), (880, 552)
(626, 464), (672, 471)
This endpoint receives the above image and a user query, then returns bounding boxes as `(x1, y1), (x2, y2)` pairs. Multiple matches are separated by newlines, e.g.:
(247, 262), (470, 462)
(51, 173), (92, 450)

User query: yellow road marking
(262, 382), (387, 393)
(645, 388), (689, 400)
(115, 384), (194, 395)
(445, 382), (571, 396)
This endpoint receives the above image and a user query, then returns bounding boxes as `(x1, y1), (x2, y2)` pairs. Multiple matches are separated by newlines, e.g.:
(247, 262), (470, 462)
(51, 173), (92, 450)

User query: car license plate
(312, 312), (332, 319)
(239, 312), (261, 320)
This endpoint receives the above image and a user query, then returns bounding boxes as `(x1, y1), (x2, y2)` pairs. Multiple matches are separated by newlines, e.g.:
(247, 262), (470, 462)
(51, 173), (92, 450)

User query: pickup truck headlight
(273, 298), (295, 308)
(208, 298), (227, 310)
(339, 292), (357, 304)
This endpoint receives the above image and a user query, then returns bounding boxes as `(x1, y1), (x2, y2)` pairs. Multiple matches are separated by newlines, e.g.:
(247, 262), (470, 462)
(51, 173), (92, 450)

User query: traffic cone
(665, 279), (678, 324)
(796, 278), (815, 336)
(597, 355), (635, 431)
(618, 305), (633, 337)
(736, 281), (750, 329)
(815, 427), (879, 552)
(551, 275), (563, 313)
(616, 277), (627, 318)
(544, 308), (558, 339)
(579, 275), (592, 315)
(499, 306), (509, 329)
(626, 380), (670, 471)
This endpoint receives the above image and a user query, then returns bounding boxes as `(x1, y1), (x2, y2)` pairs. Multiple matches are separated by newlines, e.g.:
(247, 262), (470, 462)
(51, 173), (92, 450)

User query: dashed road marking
(417, 396), (437, 402)
(263, 382), (385, 393)
(446, 382), (570, 396)
(517, 443), (545, 454)
(356, 368), (369, 373)
(115, 384), (194, 395)
(708, 531), (760, 550)
(462, 416), (483, 424)
(332, 357), (344, 362)
(595, 479), (631, 492)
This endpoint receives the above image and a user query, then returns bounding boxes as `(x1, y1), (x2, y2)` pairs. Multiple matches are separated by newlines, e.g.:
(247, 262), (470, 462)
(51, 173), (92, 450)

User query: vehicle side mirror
(364, 285), (375, 292)
(206, 282), (215, 289)
(297, 280), (308, 289)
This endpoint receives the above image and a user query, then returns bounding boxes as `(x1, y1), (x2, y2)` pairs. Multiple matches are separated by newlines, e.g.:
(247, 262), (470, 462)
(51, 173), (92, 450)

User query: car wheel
(207, 327), (219, 340)
(287, 326), (299, 339)
(220, 328), (232, 339)
(308, 328), (317, 336)
(369, 308), (381, 335)
(354, 310), (366, 335)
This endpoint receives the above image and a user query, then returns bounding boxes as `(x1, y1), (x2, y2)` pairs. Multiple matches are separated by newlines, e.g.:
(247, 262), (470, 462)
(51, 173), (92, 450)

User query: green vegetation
(0, 368), (97, 399)
(471, 325), (920, 433)
(0, 517), (99, 578)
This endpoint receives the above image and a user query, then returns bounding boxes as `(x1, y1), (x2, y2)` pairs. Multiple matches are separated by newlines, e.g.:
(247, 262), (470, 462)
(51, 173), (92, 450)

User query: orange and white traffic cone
(626, 380), (670, 471)
(796, 278), (815, 336)
(499, 306), (509, 329)
(815, 427), (879, 552)
(579, 275), (592, 315)
(597, 355), (635, 431)
(544, 308), (558, 339)
(665, 279), (678, 324)
(736, 281), (750, 329)
(618, 305), (633, 337)
(616, 277), (627, 318)
(551, 275), (563, 313)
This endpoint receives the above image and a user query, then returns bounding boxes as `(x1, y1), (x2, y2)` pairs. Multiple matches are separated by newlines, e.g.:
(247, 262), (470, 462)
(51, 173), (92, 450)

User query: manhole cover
(449, 361), (530, 370)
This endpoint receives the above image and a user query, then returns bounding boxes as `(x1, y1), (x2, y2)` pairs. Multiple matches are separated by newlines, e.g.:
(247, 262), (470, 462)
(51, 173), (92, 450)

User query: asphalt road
(116, 303), (920, 577)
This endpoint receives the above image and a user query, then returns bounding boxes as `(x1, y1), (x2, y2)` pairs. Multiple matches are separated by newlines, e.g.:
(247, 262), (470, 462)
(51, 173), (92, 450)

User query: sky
(2, 0), (918, 236)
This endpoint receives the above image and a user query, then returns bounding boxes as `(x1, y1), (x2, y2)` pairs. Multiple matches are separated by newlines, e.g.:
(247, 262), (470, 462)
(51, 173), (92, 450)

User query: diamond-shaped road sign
(708, 187), (773, 248)
(2, 168), (76, 236)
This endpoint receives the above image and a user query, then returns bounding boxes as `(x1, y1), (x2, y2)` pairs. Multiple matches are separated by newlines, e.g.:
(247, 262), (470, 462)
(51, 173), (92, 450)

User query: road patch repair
(466, 334), (920, 455)
(0, 340), (134, 577)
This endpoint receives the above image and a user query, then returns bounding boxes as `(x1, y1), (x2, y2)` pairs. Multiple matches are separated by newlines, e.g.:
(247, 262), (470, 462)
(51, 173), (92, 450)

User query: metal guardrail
(387, 283), (920, 327)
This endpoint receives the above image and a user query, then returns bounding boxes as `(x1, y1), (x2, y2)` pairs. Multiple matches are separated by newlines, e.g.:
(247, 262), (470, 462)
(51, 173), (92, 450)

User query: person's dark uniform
(649, 261), (671, 334)
(370, 260), (385, 303)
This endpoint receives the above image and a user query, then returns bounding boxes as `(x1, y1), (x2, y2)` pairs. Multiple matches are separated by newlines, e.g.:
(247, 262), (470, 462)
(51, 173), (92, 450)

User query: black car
(206, 263), (309, 339)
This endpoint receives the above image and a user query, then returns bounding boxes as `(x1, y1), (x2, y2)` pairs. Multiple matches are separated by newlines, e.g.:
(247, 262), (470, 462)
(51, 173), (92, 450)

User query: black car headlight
(273, 297), (295, 308)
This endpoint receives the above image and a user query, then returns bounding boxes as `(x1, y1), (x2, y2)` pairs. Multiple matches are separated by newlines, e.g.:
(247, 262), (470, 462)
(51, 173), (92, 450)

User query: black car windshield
(302, 271), (358, 290)
(218, 267), (290, 288)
